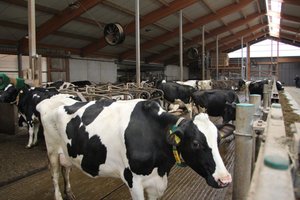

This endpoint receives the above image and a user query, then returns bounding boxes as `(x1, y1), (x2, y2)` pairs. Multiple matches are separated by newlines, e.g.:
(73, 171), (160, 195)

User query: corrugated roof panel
(281, 20), (299, 28)
(184, 29), (201, 40)
(0, 2), (51, 26)
(248, 19), (262, 27)
(183, 2), (211, 20)
(156, 15), (182, 30)
(221, 12), (243, 25)
(163, 37), (179, 47)
(282, 4), (300, 17)
(232, 25), (248, 33)
(0, 26), (26, 40)
(35, 0), (67, 11)
(281, 29), (297, 36)
(219, 31), (232, 40)
(41, 35), (90, 48)
(81, 4), (133, 26)
(205, 21), (224, 32)
(242, 1), (259, 16)
(99, 45), (128, 54)
(148, 44), (170, 54)
(104, 0), (160, 16)
(58, 21), (103, 39)
(141, 25), (168, 38)
(204, 0), (234, 12)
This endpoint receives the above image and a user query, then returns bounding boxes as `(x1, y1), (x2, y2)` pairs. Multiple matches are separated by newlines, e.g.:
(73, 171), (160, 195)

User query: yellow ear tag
(174, 134), (181, 144)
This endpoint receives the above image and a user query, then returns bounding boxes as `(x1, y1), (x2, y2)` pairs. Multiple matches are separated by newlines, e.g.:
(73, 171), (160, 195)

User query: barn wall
(0, 54), (47, 82)
(164, 65), (189, 81)
(279, 62), (300, 86)
(69, 58), (117, 83)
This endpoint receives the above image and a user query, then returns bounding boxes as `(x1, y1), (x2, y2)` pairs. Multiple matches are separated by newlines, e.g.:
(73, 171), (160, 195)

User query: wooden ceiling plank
(35, 0), (104, 41)
(220, 31), (267, 52)
(18, 0), (104, 52)
(148, 11), (265, 62)
(81, 0), (199, 56)
(120, 0), (255, 60)
(207, 23), (267, 49)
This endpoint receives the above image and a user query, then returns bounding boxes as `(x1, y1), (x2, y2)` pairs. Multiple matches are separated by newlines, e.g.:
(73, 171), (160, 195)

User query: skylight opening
(267, 0), (282, 37)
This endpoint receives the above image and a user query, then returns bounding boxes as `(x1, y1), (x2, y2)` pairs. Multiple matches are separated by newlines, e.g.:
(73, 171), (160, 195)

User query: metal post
(202, 25), (205, 80)
(135, 0), (141, 87)
(233, 103), (255, 200)
(241, 37), (244, 80)
(216, 35), (219, 80)
(28, 0), (36, 82)
(263, 84), (269, 110)
(249, 94), (262, 171)
(179, 10), (183, 81)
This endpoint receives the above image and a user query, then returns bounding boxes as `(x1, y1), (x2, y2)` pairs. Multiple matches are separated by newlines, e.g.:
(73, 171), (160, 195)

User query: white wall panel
(69, 58), (117, 83)
(165, 65), (189, 81)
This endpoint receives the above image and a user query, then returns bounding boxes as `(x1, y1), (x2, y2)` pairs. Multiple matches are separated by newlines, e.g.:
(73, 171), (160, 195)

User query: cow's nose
(217, 174), (232, 187)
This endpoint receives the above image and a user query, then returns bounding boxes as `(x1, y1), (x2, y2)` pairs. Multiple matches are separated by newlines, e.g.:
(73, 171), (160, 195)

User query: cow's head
(168, 113), (232, 188)
(0, 84), (19, 103)
(223, 102), (237, 123)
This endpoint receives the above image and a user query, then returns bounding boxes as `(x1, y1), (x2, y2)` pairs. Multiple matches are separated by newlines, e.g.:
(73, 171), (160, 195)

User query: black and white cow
(240, 79), (284, 101)
(44, 80), (76, 91)
(192, 89), (240, 124)
(156, 80), (196, 114)
(176, 80), (213, 90)
(37, 95), (233, 200)
(0, 84), (59, 148)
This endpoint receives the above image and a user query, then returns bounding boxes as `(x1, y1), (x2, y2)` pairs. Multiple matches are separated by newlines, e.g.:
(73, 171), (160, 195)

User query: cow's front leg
(130, 182), (145, 200)
(32, 121), (39, 147)
(26, 124), (34, 148)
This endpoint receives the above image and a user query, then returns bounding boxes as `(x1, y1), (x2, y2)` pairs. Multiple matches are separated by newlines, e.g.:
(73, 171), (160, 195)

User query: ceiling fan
(103, 23), (125, 46)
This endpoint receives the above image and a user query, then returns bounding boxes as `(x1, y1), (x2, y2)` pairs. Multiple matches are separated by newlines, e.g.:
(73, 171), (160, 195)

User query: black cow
(192, 89), (240, 123)
(248, 79), (283, 98)
(238, 79), (283, 101)
(0, 84), (59, 148)
(37, 95), (233, 200)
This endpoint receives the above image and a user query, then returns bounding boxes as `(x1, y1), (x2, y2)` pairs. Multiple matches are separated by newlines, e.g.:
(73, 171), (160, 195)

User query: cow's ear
(166, 126), (184, 146)
(216, 123), (235, 139)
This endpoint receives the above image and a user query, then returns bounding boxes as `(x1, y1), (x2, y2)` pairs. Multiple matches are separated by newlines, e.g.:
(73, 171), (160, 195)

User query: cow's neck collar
(170, 117), (186, 167)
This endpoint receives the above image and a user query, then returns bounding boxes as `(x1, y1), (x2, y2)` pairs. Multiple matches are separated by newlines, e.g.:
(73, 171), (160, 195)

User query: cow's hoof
(65, 191), (76, 200)
(25, 145), (32, 149)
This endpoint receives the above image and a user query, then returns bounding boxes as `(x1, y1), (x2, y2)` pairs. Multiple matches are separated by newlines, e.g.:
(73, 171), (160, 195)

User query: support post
(216, 35), (219, 80)
(179, 10), (183, 81)
(28, 0), (36, 84)
(241, 37), (244, 80)
(202, 25), (205, 80)
(135, 0), (140, 87)
(233, 103), (255, 200)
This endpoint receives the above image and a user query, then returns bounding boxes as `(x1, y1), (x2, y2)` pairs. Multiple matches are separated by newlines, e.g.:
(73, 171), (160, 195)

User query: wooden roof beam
(220, 31), (267, 52)
(206, 23), (267, 50)
(147, 11), (265, 62)
(120, 0), (255, 60)
(19, 0), (104, 51)
(281, 0), (300, 6)
(81, 0), (199, 56)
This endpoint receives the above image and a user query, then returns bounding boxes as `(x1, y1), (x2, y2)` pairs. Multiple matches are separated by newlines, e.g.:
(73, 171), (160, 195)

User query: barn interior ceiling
(0, 0), (299, 66)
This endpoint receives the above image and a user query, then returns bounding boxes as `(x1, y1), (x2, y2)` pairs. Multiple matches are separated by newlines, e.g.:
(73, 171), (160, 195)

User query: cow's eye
(192, 141), (201, 149)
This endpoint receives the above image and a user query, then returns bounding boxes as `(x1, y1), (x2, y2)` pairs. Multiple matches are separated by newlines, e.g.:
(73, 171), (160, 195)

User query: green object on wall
(0, 73), (10, 90)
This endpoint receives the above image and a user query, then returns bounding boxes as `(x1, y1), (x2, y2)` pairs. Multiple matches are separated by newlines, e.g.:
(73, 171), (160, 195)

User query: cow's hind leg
(61, 166), (75, 200)
(48, 152), (64, 200)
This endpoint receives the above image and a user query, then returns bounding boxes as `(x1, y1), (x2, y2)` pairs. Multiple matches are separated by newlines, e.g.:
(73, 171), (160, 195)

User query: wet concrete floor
(0, 135), (234, 200)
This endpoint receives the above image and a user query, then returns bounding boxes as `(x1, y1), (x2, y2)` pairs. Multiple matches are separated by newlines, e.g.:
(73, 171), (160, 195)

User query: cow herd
(0, 77), (283, 200)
